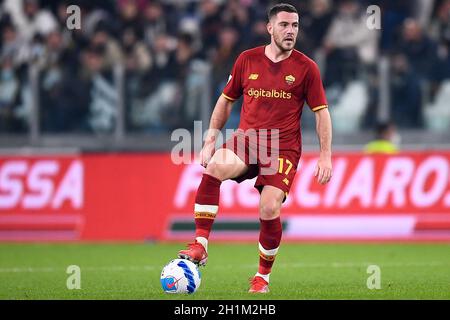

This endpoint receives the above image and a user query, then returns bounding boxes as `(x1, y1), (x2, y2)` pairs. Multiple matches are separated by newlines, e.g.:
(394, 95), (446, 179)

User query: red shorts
(222, 132), (300, 198)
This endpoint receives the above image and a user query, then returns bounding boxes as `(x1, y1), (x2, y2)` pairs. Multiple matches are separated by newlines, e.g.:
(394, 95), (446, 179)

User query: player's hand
(199, 138), (215, 168)
(314, 156), (332, 185)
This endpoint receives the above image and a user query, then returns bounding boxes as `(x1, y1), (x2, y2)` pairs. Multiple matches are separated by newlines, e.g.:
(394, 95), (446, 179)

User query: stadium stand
(0, 0), (449, 150)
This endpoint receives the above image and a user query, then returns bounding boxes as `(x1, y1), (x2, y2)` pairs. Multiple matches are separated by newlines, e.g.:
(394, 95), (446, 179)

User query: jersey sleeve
(222, 53), (245, 101)
(305, 61), (328, 112)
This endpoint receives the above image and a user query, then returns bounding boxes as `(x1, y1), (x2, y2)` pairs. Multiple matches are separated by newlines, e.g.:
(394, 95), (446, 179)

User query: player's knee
(205, 161), (225, 181)
(259, 199), (281, 220)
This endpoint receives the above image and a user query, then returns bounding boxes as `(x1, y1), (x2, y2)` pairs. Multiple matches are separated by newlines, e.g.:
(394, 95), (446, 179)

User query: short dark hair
(267, 3), (298, 21)
(375, 121), (394, 138)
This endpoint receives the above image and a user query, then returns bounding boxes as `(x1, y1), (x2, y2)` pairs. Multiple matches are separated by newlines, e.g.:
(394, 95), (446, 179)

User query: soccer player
(178, 3), (333, 293)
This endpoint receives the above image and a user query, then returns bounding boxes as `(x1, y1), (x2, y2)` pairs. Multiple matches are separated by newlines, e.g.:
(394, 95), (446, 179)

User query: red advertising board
(0, 152), (449, 241)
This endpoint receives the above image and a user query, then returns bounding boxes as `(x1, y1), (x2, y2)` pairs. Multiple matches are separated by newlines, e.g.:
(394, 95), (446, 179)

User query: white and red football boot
(248, 276), (270, 293)
(178, 241), (208, 266)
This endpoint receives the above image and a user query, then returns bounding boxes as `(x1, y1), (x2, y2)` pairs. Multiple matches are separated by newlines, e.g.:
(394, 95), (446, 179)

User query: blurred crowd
(0, 0), (450, 134)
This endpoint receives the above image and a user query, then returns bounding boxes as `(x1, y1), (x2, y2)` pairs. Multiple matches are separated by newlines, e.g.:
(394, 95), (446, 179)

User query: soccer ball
(160, 259), (201, 294)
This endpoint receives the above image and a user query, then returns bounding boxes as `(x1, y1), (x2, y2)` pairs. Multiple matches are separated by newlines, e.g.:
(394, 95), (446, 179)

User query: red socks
(194, 174), (221, 239)
(258, 217), (282, 275)
(194, 173), (282, 280)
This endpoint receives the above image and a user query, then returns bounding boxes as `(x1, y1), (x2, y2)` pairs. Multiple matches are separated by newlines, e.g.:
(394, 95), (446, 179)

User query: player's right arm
(200, 95), (234, 167)
(304, 60), (332, 185)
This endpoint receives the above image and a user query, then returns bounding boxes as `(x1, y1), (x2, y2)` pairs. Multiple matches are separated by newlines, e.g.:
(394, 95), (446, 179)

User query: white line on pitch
(0, 261), (448, 273)
(0, 266), (158, 273)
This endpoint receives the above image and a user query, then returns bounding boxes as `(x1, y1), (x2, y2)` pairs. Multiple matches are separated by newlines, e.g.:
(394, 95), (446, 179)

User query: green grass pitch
(0, 243), (449, 299)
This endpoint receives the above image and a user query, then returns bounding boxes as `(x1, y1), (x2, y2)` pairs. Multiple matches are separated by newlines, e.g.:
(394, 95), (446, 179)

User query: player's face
(268, 12), (299, 52)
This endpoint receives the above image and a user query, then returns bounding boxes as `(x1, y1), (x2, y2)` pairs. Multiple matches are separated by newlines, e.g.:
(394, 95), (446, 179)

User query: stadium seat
(424, 80), (450, 132)
(329, 80), (369, 133)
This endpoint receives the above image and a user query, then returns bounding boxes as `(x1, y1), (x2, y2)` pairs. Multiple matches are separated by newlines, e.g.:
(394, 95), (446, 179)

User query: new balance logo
(249, 73), (259, 80)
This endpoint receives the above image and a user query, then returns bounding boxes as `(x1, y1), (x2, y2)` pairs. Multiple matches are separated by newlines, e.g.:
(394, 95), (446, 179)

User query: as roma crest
(285, 74), (295, 85)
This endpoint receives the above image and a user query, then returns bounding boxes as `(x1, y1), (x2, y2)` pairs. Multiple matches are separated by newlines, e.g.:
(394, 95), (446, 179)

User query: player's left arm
(314, 108), (333, 185)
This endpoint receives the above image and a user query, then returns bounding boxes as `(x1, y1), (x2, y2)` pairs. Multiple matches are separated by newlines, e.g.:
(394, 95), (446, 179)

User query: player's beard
(273, 32), (296, 52)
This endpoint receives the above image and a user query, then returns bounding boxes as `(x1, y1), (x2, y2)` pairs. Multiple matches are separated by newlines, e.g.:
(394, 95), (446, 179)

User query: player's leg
(249, 185), (284, 293)
(178, 148), (248, 265)
(193, 148), (248, 250)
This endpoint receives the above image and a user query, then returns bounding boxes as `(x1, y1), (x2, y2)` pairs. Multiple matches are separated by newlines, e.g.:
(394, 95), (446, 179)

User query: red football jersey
(222, 46), (328, 154)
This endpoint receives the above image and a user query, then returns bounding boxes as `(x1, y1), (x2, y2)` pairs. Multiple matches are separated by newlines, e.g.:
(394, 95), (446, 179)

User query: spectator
(39, 30), (66, 68)
(431, 0), (450, 52)
(81, 45), (117, 133)
(211, 25), (241, 97)
(166, 33), (197, 82)
(430, 0), (450, 79)
(39, 29), (87, 132)
(128, 32), (178, 131)
(375, 0), (416, 52)
(117, 0), (146, 36)
(149, 33), (175, 78)
(389, 53), (423, 128)
(90, 24), (123, 69)
(299, 0), (333, 58)
(165, 33), (199, 126)
(121, 27), (152, 74)
(55, 1), (87, 53)
(199, 0), (222, 55)
(0, 22), (30, 67)
(142, 1), (167, 47)
(395, 18), (440, 81)
(3, 0), (58, 42)
(0, 0), (446, 135)
(322, 0), (378, 86)
(247, 19), (270, 49)
(0, 54), (24, 132)
(222, 0), (251, 36)
(364, 122), (400, 154)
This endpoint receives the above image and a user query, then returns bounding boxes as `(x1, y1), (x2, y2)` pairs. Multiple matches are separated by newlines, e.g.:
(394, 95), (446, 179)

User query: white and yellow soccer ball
(160, 259), (201, 294)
